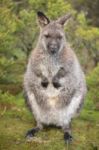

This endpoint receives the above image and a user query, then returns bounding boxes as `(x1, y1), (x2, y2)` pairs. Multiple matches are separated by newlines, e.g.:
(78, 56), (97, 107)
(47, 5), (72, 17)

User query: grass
(0, 93), (99, 150)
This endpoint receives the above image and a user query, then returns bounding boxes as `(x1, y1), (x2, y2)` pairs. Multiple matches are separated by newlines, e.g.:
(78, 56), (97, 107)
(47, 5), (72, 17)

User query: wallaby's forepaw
(41, 77), (49, 88)
(64, 132), (73, 143)
(26, 128), (39, 138)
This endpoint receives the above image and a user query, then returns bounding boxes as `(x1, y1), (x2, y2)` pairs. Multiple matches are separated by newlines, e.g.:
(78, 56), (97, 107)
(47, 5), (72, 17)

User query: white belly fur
(28, 92), (72, 127)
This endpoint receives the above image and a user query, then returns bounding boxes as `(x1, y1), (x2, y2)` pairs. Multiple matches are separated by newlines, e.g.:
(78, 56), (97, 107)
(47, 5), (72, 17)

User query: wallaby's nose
(49, 45), (58, 54)
(50, 48), (57, 54)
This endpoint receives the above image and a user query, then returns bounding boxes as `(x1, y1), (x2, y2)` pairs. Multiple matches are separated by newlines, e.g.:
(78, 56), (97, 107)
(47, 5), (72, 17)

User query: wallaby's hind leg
(64, 132), (72, 143)
(26, 123), (43, 138)
(26, 127), (39, 138)
(63, 123), (73, 143)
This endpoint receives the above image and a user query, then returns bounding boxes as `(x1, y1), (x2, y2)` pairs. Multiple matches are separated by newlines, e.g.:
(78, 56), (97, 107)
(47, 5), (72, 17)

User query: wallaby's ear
(37, 11), (50, 27)
(57, 13), (71, 26)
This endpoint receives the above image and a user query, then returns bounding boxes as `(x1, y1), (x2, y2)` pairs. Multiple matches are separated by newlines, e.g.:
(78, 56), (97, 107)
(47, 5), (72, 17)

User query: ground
(0, 93), (99, 150)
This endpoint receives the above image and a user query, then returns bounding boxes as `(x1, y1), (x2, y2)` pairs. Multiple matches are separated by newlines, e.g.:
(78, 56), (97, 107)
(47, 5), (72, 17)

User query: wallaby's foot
(26, 127), (39, 138)
(64, 132), (73, 143)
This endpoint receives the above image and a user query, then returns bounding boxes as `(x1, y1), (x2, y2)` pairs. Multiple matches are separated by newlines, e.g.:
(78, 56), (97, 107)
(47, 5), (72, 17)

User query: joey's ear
(37, 11), (50, 27)
(57, 13), (71, 26)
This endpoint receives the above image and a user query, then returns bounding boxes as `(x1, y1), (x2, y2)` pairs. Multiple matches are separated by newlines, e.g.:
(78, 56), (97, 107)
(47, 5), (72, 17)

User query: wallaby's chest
(40, 56), (61, 78)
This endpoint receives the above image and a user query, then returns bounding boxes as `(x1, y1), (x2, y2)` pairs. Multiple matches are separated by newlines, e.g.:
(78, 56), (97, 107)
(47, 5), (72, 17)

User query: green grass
(0, 94), (99, 150)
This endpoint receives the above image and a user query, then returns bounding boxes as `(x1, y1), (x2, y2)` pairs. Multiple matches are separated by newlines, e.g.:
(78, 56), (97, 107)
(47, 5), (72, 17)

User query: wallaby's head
(37, 11), (71, 55)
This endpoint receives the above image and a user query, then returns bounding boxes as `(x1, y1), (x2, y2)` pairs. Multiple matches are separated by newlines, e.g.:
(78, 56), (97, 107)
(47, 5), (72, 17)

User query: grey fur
(24, 12), (87, 133)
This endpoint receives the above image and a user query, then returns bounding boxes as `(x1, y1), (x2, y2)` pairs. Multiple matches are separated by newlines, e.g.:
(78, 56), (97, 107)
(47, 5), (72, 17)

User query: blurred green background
(0, 0), (99, 150)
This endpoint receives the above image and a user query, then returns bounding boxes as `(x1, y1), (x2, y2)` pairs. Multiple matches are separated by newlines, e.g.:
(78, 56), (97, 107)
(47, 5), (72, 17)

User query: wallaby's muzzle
(48, 44), (59, 54)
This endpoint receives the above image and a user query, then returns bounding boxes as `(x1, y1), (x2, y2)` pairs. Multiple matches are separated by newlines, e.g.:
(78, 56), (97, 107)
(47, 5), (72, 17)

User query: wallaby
(24, 11), (87, 142)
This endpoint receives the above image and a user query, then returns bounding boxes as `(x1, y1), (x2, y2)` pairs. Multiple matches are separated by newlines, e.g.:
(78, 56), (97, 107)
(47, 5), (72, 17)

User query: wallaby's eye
(44, 34), (50, 38)
(57, 35), (62, 39)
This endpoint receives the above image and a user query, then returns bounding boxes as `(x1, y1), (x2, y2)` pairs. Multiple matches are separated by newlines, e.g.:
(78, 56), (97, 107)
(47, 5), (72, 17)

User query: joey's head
(37, 11), (71, 55)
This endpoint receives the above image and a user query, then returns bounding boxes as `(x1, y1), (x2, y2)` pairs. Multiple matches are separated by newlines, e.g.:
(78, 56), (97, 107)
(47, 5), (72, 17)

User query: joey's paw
(64, 132), (73, 143)
(26, 128), (39, 138)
